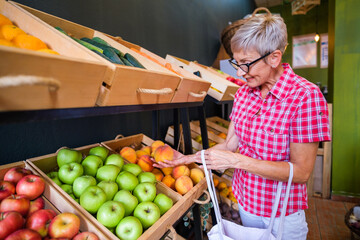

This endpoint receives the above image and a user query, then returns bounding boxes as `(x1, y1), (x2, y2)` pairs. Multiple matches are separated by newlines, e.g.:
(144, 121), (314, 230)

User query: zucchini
(55, 26), (68, 36)
(91, 50), (124, 65)
(80, 37), (123, 57)
(92, 37), (111, 47)
(124, 53), (145, 69)
(103, 48), (124, 64)
(71, 37), (103, 54)
(120, 56), (134, 67)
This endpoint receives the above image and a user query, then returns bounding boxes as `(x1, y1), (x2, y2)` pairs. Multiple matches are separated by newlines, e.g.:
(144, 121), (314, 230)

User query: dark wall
(0, 0), (253, 164)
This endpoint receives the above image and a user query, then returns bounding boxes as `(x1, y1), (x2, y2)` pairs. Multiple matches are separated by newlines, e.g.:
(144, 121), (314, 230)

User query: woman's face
(233, 49), (272, 89)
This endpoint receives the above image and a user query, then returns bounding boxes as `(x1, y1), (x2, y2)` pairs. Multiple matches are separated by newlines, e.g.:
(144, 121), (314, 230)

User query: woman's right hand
(152, 151), (196, 169)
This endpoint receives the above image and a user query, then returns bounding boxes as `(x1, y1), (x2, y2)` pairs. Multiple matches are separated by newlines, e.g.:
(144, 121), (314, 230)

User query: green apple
(133, 202), (161, 229)
(116, 171), (138, 192)
(105, 154), (124, 170)
(47, 171), (62, 185)
(81, 155), (103, 177)
(137, 172), (156, 183)
(96, 165), (121, 182)
(60, 184), (73, 195)
(89, 146), (109, 160)
(73, 175), (97, 198)
(97, 181), (118, 201)
(57, 148), (82, 167)
(97, 200), (125, 228)
(58, 162), (84, 185)
(116, 216), (143, 240)
(153, 193), (173, 215)
(133, 182), (156, 202)
(80, 186), (107, 214)
(113, 190), (138, 216)
(122, 164), (142, 176)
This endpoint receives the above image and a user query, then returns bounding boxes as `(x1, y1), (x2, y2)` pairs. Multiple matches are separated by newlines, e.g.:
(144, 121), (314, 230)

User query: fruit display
(54, 27), (145, 68)
(46, 145), (176, 239)
(0, 13), (59, 54)
(0, 166), (99, 239)
(213, 175), (241, 224)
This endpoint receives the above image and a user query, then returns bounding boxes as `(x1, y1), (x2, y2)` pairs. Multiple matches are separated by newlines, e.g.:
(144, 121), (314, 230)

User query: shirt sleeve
(290, 88), (331, 143)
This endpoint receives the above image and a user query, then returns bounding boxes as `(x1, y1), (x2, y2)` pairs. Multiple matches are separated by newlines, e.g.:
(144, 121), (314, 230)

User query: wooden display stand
(109, 37), (211, 103)
(14, 2), (182, 106)
(165, 55), (239, 101)
(0, 161), (110, 239)
(0, 0), (109, 111)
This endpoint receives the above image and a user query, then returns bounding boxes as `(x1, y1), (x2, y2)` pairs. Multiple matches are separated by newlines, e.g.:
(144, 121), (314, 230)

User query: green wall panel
(332, 0), (360, 197)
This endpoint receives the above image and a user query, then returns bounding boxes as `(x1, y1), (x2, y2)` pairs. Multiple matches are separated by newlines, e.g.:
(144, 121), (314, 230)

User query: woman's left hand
(194, 149), (239, 170)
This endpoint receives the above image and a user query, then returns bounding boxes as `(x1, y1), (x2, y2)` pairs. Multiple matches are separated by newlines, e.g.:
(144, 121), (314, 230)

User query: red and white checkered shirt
(229, 63), (331, 217)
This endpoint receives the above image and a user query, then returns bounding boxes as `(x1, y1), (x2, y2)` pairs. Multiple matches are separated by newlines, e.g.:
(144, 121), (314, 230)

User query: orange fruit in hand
(0, 39), (16, 47)
(0, 25), (25, 41)
(0, 14), (12, 27)
(13, 34), (48, 50)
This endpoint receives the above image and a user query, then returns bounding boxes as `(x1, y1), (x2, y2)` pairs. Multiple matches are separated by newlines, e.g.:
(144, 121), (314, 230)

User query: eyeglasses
(228, 52), (271, 73)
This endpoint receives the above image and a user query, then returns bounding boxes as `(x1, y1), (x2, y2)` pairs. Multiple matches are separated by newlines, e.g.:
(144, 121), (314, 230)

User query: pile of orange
(0, 13), (59, 54)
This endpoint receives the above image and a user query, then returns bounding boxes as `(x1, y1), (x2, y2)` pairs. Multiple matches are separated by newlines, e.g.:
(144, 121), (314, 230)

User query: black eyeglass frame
(229, 52), (271, 73)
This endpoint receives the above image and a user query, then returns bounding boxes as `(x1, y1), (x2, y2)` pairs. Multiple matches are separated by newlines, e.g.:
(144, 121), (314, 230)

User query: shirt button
(319, 112), (323, 116)
(270, 128), (274, 133)
(264, 101), (267, 104)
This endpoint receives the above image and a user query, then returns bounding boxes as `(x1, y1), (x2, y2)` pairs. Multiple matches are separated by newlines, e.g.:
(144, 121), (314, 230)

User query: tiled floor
(306, 197), (357, 240)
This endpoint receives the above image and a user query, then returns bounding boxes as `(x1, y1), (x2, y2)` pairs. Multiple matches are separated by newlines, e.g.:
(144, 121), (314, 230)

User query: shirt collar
(268, 63), (293, 100)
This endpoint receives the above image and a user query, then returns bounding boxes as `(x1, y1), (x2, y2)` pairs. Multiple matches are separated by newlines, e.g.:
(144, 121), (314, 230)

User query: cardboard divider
(0, 0), (109, 111)
(0, 161), (110, 239)
(166, 55), (239, 101)
(14, 2), (182, 106)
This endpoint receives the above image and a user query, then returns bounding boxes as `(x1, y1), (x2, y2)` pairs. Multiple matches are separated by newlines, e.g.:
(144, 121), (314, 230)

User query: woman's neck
(260, 64), (284, 98)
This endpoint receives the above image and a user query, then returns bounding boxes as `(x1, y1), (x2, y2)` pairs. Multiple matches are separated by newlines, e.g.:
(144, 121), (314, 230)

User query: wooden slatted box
(0, 0), (109, 111)
(14, 2), (182, 106)
(108, 37), (211, 103)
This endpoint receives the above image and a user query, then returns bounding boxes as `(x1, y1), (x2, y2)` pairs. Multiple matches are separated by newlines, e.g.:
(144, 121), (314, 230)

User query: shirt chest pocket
(256, 126), (289, 155)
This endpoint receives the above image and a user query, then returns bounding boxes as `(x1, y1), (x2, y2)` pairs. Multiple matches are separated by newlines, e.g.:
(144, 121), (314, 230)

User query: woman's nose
(236, 68), (246, 77)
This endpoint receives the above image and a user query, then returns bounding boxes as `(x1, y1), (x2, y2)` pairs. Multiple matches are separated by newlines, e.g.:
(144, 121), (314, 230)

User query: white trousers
(238, 204), (308, 240)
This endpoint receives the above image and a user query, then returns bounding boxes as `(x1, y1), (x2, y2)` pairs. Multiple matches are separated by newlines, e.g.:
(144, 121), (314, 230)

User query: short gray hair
(231, 14), (288, 56)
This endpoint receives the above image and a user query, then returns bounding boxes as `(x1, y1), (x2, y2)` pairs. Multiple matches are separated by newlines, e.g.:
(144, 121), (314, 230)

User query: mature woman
(156, 13), (330, 239)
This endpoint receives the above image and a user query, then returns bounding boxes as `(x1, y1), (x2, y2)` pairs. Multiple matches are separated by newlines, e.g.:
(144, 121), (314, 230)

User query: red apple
(26, 209), (57, 237)
(28, 197), (45, 217)
(16, 175), (45, 200)
(0, 195), (30, 216)
(72, 232), (99, 240)
(4, 229), (41, 240)
(48, 212), (80, 239)
(0, 181), (16, 200)
(4, 167), (32, 184)
(0, 212), (25, 240)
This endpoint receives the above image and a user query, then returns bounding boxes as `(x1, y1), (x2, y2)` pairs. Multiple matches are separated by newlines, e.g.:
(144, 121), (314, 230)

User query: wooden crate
(0, 161), (109, 239)
(101, 134), (208, 239)
(0, 0), (109, 111)
(206, 116), (230, 134)
(15, 2), (182, 106)
(165, 55), (239, 101)
(307, 103), (333, 199)
(109, 37), (211, 103)
(212, 174), (238, 211)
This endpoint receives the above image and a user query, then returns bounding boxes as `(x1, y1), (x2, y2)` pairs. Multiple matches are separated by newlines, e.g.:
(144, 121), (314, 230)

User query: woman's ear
(268, 50), (282, 68)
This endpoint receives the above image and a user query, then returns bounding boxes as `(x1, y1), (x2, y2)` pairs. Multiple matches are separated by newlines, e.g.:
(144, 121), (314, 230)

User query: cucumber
(55, 26), (68, 35)
(71, 37), (103, 54)
(91, 50), (124, 65)
(92, 37), (112, 47)
(124, 53), (145, 69)
(80, 37), (123, 57)
(119, 56), (134, 67)
(103, 48), (124, 64)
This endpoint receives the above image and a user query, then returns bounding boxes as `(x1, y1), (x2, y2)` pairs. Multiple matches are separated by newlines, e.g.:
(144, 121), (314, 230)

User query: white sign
(320, 34), (328, 68)
(292, 34), (317, 69)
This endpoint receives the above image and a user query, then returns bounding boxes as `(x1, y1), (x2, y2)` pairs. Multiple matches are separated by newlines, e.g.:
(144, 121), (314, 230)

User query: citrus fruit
(0, 39), (16, 47)
(37, 48), (59, 55)
(0, 25), (25, 41)
(12, 34), (48, 50)
(0, 14), (12, 26)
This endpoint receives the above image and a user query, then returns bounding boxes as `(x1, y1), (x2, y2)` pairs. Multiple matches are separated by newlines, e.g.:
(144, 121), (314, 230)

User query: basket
(220, 7), (272, 57)
(345, 204), (360, 237)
